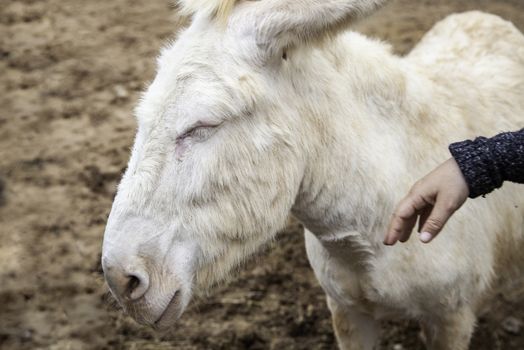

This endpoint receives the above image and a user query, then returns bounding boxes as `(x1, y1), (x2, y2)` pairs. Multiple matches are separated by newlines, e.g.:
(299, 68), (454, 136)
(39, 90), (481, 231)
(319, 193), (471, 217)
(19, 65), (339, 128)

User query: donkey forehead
(137, 19), (256, 129)
(157, 13), (254, 80)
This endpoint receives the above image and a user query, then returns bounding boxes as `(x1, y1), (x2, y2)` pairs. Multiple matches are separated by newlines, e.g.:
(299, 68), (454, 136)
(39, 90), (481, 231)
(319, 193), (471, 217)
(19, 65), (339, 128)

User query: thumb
(418, 199), (456, 243)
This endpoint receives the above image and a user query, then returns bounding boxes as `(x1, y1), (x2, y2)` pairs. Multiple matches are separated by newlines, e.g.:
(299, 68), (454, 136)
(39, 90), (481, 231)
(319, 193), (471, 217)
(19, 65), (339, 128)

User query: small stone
(113, 84), (129, 99)
(502, 316), (522, 334)
(393, 344), (404, 350)
(306, 304), (314, 317)
(22, 329), (33, 341)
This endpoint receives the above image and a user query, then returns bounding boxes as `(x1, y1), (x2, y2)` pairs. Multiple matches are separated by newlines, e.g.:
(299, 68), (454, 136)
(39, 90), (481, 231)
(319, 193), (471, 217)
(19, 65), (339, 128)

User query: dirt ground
(1, 0), (524, 349)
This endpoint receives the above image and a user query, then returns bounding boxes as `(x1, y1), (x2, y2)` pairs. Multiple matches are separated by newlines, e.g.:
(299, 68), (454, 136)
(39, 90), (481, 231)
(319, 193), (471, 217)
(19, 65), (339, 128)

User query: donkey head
(102, 0), (385, 329)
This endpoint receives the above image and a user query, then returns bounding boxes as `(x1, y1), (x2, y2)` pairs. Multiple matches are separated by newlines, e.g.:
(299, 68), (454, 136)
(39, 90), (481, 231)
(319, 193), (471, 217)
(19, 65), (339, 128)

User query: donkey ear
(248, 0), (387, 55)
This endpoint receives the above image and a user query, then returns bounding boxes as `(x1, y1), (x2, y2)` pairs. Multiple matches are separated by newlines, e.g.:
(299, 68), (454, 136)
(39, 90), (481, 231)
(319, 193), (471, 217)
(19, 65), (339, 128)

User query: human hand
(384, 158), (469, 245)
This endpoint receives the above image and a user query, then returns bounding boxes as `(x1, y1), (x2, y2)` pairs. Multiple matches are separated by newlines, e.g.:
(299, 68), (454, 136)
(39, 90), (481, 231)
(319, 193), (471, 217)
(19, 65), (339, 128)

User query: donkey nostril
(124, 272), (150, 301)
(126, 275), (140, 294)
(103, 259), (150, 302)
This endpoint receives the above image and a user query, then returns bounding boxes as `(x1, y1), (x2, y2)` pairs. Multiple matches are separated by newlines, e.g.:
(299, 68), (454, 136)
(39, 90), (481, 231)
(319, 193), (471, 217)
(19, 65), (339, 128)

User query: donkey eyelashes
(174, 123), (222, 160)
(177, 125), (212, 141)
(177, 121), (222, 140)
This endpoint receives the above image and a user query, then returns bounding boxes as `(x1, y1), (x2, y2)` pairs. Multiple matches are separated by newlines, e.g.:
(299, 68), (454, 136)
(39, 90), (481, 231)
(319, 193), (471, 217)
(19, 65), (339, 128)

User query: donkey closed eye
(175, 123), (221, 160)
(177, 125), (217, 141)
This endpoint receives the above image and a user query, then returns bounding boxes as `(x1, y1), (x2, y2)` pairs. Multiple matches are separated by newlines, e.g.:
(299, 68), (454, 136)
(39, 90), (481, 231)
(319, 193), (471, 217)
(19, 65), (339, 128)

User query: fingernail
(419, 232), (432, 243)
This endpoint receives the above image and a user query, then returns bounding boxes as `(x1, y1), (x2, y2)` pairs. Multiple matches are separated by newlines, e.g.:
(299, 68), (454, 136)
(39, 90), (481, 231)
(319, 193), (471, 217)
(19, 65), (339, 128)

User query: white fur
(177, 0), (238, 20)
(102, 1), (524, 348)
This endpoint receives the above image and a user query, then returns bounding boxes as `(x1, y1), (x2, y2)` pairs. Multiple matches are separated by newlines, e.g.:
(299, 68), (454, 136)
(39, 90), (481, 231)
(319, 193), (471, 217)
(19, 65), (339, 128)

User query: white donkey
(102, 0), (524, 349)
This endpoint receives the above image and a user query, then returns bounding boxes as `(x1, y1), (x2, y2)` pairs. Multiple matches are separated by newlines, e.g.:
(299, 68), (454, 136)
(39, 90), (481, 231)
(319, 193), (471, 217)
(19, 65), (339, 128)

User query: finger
(418, 199), (457, 243)
(385, 194), (429, 245)
(397, 214), (418, 243)
(386, 208), (417, 244)
(418, 207), (432, 233)
(384, 198), (416, 245)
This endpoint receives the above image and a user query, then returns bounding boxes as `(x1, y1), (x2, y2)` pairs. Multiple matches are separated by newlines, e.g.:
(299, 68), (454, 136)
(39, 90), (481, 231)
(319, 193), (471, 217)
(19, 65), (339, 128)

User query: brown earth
(1, 0), (524, 349)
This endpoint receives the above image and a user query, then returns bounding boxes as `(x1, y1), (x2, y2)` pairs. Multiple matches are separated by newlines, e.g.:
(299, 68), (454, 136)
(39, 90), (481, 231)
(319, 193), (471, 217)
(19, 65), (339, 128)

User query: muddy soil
(1, 1), (524, 349)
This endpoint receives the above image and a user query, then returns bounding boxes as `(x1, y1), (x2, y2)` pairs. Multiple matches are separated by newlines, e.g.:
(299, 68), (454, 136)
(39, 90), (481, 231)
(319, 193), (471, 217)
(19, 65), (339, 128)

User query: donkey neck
(290, 31), (432, 246)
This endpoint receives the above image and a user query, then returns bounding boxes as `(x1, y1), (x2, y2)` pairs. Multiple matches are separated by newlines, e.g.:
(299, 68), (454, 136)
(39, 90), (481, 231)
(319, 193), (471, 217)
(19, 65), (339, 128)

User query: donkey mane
(178, 0), (238, 21)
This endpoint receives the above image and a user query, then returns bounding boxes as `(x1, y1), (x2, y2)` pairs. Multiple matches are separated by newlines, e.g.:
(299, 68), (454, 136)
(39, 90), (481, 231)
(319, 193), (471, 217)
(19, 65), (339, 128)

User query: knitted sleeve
(448, 128), (524, 198)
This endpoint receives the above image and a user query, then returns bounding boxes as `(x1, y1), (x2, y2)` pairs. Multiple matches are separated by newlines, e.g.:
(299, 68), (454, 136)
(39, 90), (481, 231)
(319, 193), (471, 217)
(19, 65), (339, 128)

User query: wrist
(449, 138), (501, 198)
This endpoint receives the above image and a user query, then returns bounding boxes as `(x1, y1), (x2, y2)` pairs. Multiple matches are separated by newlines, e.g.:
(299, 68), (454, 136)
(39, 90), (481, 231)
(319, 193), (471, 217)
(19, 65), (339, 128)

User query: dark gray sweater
(449, 129), (524, 198)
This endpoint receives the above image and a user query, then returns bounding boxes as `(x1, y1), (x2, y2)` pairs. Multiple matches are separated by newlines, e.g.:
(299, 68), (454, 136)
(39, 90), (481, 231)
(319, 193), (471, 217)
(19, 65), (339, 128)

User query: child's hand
(384, 158), (469, 245)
